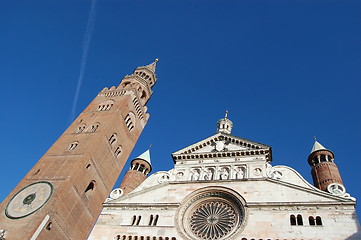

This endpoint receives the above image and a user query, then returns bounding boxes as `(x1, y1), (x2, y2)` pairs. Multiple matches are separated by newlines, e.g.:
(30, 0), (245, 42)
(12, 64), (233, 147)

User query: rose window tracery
(176, 187), (246, 240)
(190, 201), (237, 239)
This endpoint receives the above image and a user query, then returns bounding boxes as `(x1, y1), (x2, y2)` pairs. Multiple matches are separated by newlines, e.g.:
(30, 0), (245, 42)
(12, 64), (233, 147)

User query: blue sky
(1, 0), (360, 218)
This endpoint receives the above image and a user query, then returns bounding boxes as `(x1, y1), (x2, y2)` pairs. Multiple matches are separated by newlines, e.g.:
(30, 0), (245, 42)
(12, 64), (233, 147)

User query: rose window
(190, 201), (237, 239)
(176, 187), (246, 240)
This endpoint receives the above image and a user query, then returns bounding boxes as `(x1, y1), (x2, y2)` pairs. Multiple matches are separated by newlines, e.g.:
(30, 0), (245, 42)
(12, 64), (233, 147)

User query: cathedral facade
(88, 114), (360, 240)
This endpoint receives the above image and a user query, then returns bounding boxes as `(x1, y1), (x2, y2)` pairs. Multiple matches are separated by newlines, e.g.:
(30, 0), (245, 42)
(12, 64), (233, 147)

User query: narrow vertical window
(153, 215), (159, 226)
(149, 215), (154, 225)
(309, 216), (315, 226)
(131, 215), (136, 225)
(115, 146), (122, 158)
(290, 215), (296, 225)
(136, 216), (141, 225)
(109, 134), (117, 146)
(316, 216), (322, 226)
(297, 214), (303, 225)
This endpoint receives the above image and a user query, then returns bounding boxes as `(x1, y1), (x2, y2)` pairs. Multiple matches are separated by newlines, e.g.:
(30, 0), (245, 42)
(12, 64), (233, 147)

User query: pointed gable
(172, 132), (272, 163)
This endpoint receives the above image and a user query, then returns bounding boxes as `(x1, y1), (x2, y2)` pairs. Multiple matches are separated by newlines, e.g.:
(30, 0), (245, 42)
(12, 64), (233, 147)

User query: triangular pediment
(172, 133), (272, 162)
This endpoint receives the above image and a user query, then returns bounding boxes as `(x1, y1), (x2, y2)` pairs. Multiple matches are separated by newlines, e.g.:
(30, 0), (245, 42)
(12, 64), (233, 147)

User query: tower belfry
(216, 110), (233, 134)
(308, 140), (345, 195)
(0, 61), (158, 240)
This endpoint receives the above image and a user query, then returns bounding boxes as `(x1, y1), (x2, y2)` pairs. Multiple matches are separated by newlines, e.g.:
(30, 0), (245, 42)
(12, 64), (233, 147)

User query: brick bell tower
(307, 140), (346, 196)
(119, 149), (152, 196)
(0, 60), (158, 240)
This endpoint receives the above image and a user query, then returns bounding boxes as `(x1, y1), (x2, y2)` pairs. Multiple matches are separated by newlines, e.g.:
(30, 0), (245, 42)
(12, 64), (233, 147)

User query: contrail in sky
(70, 0), (97, 121)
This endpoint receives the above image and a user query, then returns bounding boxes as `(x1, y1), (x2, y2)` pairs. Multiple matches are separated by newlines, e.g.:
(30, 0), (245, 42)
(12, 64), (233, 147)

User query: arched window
(153, 215), (159, 226)
(297, 214), (303, 225)
(134, 163), (139, 170)
(316, 216), (322, 226)
(290, 215), (296, 225)
(136, 216), (141, 225)
(149, 215), (154, 225)
(89, 123), (99, 132)
(309, 216), (315, 226)
(76, 124), (86, 133)
(85, 180), (96, 197)
(109, 134), (117, 146)
(68, 141), (79, 150)
(46, 222), (52, 230)
(131, 216), (136, 225)
(139, 164), (145, 172)
(124, 112), (136, 131)
(115, 146), (122, 157)
(97, 100), (114, 111)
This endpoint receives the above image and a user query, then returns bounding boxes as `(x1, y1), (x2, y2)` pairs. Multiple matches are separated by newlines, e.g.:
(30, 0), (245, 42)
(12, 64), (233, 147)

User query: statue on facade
(191, 169), (200, 181)
(204, 168), (214, 180)
(235, 167), (245, 179)
(219, 167), (229, 180)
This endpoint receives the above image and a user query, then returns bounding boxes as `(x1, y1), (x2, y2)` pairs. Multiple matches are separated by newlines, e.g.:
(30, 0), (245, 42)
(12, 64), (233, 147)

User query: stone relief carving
(266, 164), (283, 180)
(203, 168), (214, 180)
(158, 173), (170, 183)
(234, 166), (245, 179)
(176, 171), (184, 179)
(219, 167), (229, 180)
(190, 169), (200, 181)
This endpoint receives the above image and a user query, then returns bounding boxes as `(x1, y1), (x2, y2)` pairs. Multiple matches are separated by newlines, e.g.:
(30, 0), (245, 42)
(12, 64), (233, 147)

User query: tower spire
(144, 58), (158, 73)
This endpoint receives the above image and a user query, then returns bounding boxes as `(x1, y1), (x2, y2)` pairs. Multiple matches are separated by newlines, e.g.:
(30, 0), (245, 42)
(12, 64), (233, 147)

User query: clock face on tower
(5, 181), (53, 219)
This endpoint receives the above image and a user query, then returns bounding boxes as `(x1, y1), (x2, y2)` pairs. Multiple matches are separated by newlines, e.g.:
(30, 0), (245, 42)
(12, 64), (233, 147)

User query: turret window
(139, 164), (145, 172)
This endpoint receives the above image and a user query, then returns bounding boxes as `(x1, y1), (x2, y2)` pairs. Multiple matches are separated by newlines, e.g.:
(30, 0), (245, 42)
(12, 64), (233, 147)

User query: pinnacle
(144, 59), (158, 73)
(135, 149), (151, 165)
(310, 140), (326, 154)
